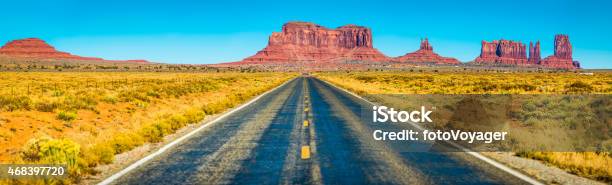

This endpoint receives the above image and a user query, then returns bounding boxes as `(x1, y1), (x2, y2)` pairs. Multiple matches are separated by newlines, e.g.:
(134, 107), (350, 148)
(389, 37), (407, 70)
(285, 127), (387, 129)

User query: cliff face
(474, 34), (579, 69)
(240, 22), (389, 63)
(474, 40), (528, 65)
(540, 34), (579, 69)
(0, 38), (149, 63)
(395, 38), (460, 64)
(528, 41), (541, 64)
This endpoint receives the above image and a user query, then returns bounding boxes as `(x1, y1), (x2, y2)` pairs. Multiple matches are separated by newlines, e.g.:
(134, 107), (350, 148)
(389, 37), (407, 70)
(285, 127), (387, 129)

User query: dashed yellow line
(303, 120), (309, 127)
(301, 146), (311, 159)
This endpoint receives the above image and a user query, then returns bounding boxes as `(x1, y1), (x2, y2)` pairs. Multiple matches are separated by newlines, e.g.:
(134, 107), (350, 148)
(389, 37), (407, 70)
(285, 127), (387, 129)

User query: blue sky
(1, 0), (610, 68)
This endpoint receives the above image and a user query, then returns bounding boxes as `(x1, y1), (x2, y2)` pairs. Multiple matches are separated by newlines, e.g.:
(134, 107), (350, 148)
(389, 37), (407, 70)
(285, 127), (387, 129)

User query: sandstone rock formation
(528, 41), (541, 64)
(540, 34), (580, 69)
(474, 34), (579, 69)
(474, 40), (528, 65)
(0, 38), (149, 63)
(238, 22), (389, 64)
(0, 38), (103, 60)
(395, 38), (460, 64)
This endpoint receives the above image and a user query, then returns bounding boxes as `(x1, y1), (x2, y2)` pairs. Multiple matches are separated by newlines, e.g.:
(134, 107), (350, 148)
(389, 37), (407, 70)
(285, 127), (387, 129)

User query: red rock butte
(474, 34), (579, 69)
(395, 38), (460, 64)
(539, 34), (580, 69)
(0, 38), (149, 63)
(237, 22), (390, 64)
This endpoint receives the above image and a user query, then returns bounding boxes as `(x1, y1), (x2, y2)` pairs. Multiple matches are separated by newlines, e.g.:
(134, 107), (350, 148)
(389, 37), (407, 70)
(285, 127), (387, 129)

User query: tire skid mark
(312, 79), (430, 185)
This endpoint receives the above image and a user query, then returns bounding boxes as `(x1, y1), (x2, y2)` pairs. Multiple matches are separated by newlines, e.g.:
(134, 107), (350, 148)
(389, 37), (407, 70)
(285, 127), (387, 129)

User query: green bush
(39, 139), (80, 167)
(57, 111), (77, 121)
(21, 136), (80, 167)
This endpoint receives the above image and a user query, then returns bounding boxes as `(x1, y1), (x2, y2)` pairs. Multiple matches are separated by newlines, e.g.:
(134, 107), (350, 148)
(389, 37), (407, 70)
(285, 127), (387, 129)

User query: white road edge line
(98, 78), (296, 185)
(318, 79), (544, 185)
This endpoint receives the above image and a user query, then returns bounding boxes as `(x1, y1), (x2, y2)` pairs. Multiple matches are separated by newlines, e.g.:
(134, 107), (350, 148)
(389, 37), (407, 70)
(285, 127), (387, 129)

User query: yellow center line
(301, 146), (311, 159)
(303, 120), (309, 127)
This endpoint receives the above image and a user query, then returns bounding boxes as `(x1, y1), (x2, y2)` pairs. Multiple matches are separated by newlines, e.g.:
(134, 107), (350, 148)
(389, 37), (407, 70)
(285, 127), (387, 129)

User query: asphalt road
(110, 76), (532, 185)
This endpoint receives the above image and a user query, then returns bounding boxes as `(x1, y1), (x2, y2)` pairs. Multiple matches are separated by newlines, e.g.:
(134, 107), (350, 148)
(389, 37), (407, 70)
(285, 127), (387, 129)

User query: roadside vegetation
(0, 72), (295, 184)
(315, 71), (611, 182)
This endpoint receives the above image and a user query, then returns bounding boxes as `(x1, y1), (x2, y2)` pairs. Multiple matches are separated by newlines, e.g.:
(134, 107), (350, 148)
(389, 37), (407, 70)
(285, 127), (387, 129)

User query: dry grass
(0, 72), (296, 184)
(517, 152), (611, 182)
(315, 71), (611, 94)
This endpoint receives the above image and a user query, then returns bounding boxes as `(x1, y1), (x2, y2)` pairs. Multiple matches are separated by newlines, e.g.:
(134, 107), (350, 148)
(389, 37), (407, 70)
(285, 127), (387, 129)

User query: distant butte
(474, 34), (579, 69)
(539, 34), (580, 69)
(395, 38), (460, 64)
(0, 38), (149, 63)
(225, 21), (582, 69)
(236, 22), (390, 64)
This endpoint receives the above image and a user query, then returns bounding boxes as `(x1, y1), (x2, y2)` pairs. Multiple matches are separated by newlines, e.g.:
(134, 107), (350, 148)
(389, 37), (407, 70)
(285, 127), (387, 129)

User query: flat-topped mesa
(540, 34), (580, 69)
(241, 21), (389, 63)
(0, 38), (150, 63)
(474, 39), (528, 65)
(395, 38), (460, 64)
(0, 38), (103, 60)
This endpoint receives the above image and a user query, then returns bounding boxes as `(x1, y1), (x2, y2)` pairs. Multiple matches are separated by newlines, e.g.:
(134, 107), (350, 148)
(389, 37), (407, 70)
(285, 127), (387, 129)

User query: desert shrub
(20, 137), (81, 184)
(62, 95), (97, 110)
(145, 90), (161, 98)
(39, 139), (80, 168)
(202, 101), (225, 115)
(35, 101), (61, 112)
(502, 83), (536, 91)
(21, 136), (52, 162)
(355, 75), (377, 83)
(139, 122), (170, 143)
(0, 95), (32, 111)
(57, 111), (77, 121)
(101, 95), (118, 104)
(139, 125), (161, 143)
(81, 143), (115, 166)
(566, 81), (594, 93)
(109, 132), (143, 154)
(168, 115), (188, 131)
(21, 136), (80, 167)
(118, 90), (149, 102)
(184, 108), (205, 123)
